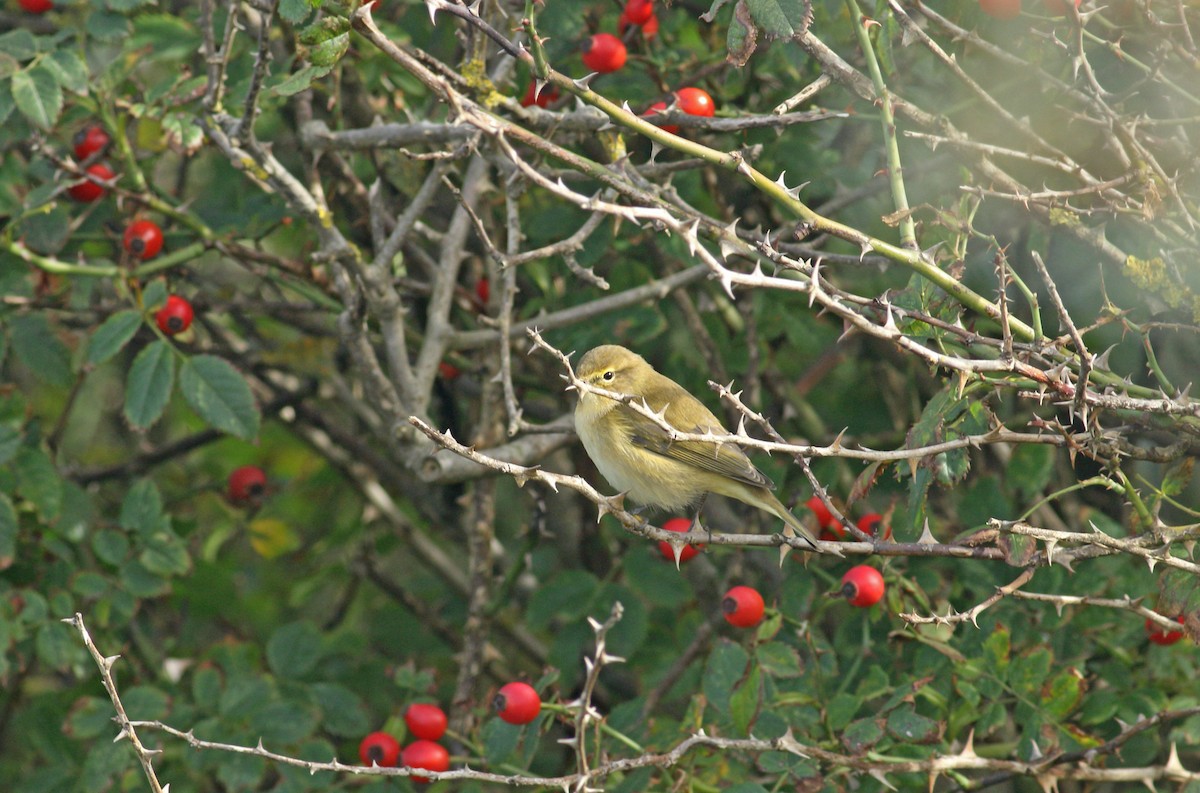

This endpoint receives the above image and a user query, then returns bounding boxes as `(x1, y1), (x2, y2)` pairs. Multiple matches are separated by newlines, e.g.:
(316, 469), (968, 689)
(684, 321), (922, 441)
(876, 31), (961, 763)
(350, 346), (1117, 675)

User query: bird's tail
(767, 492), (820, 551)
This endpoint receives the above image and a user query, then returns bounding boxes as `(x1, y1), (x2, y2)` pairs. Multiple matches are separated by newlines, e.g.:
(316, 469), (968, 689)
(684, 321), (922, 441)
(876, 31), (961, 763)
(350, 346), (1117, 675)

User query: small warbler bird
(573, 345), (819, 550)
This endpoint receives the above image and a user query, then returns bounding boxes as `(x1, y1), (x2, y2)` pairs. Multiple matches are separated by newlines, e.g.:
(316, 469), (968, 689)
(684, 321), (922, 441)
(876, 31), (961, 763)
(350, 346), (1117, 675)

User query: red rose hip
(400, 739), (449, 783)
(404, 703), (448, 741)
(155, 295), (194, 336)
(358, 731), (400, 767)
(493, 681), (541, 725)
(74, 125), (110, 160)
(1146, 614), (1185, 646)
(841, 565), (885, 607)
(124, 220), (165, 260)
(227, 465), (267, 506)
(722, 585), (765, 628)
(581, 33), (627, 74)
(68, 163), (115, 203)
(624, 0), (653, 25)
(676, 87), (715, 118)
(657, 516), (703, 563)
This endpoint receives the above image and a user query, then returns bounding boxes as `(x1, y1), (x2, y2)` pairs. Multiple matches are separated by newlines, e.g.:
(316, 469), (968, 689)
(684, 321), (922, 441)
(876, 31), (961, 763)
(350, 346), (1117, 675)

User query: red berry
(520, 80), (559, 108)
(475, 277), (490, 305)
(68, 163), (115, 203)
(979, 0), (1021, 19)
(856, 512), (893, 541)
(400, 739), (449, 783)
(657, 516), (704, 563)
(404, 703), (448, 742)
(722, 585), (765, 628)
(1146, 614), (1185, 646)
(227, 465), (267, 506)
(493, 681), (541, 725)
(581, 33), (627, 74)
(619, 9), (658, 38)
(155, 294), (194, 336)
(18, 0), (53, 12)
(676, 87), (715, 118)
(74, 125), (110, 160)
(805, 496), (834, 529)
(438, 362), (461, 380)
(624, 0), (653, 25)
(124, 220), (165, 260)
(643, 101), (678, 135)
(841, 565), (885, 607)
(358, 731), (400, 767)
(819, 523), (847, 542)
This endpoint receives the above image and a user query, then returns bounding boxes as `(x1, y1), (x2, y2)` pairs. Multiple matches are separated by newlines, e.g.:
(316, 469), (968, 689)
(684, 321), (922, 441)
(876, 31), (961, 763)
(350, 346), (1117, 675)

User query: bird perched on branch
(573, 344), (819, 551)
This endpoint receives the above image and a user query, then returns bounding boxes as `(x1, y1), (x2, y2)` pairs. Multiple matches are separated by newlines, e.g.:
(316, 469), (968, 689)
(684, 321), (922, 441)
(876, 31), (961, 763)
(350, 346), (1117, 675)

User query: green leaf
(252, 700), (318, 743)
(45, 50), (89, 95)
(141, 280), (168, 312)
(91, 529), (129, 566)
(730, 662), (761, 735)
(299, 18), (350, 67)
(527, 571), (598, 628)
(0, 493), (16, 567)
(220, 675), (272, 718)
(842, 717), (885, 753)
(36, 621), (78, 668)
(757, 641), (803, 679)
(139, 530), (190, 576)
(0, 30), (37, 61)
(703, 639), (749, 718)
(266, 620), (321, 679)
(86, 9), (132, 42)
(124, 341), (175, 430)
(0, 425), (19, 465)
(15, 445), (62, 523)
(1041, 667), (1085, 720)
(311, 683), (369, 738)
(106, 0), (157, 10)
(885, 703), (942, 744)
(272, 64), (331, 97)
(1009, 647), (1053, 696)
(68, 696), (114, 739)
(71, 571), (109, 597)
(119, 559), (169, 597)
(279, 0), (315, 24)
(178, 355), (260, 440)
(87, 310), (143, 366)
(0, 81), (14, 126)
(726, 1), (758, 67)
(9, 314), (73, 388)
(983, 626), (1010, 677)
(192, 665), (222, 712)
(745, 0), (810, 36)
(123, 686), (170, 721)
(11, 64), (62, 130)
(119, 479), (164, 536)
(482, 718), (523, 765)
(1008, 443), (1055, 497)
(129, 15), (204, 63)
(826, 692), (860, 731)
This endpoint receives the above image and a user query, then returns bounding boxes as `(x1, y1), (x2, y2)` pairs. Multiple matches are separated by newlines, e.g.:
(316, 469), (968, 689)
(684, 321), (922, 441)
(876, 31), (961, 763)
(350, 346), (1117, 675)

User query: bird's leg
(627, 501), (653, 530)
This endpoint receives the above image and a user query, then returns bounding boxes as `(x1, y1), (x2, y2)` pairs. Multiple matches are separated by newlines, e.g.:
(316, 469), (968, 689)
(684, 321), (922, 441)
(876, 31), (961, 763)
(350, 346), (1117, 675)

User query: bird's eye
(602, 371), (615, 381)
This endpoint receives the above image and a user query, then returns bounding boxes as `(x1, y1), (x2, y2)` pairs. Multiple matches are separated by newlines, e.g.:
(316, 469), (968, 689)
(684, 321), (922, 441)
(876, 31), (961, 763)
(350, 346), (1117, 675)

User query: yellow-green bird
(573, 345), (820, 550)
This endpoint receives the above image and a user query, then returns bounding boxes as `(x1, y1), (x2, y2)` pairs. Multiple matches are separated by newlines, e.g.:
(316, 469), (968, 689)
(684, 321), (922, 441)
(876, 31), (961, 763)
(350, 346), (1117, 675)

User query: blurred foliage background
(1, 0), (1199, 790)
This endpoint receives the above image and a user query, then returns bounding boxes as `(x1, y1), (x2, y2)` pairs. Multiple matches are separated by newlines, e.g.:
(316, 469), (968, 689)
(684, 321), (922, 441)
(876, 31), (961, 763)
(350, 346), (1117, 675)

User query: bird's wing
(620, 401), (774, 490)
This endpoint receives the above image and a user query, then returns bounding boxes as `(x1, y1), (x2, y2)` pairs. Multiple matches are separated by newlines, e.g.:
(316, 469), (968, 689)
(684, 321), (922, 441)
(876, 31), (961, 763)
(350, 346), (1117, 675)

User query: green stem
(3, 240), (119, 277)
(845, 0), (917, 249)
(1018, 476), (1118, 522)
(1142, 335), (1176, 396)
